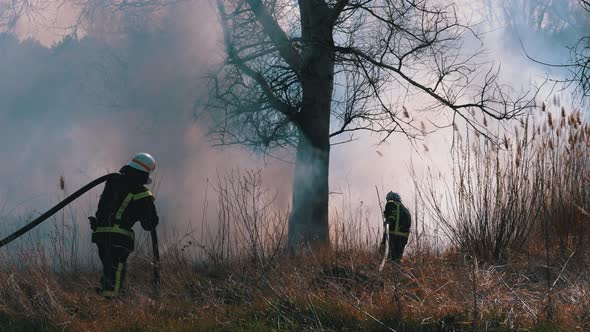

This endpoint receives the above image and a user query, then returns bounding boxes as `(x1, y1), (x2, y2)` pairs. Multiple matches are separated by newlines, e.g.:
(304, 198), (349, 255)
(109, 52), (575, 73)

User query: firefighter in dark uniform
(88, 152), (159, 298)
(383, 191), (411, 261)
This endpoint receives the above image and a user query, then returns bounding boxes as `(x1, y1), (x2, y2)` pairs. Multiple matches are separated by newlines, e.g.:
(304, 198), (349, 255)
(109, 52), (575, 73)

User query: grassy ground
(2, 106), (589, 331)
(0, 247), (587, 331)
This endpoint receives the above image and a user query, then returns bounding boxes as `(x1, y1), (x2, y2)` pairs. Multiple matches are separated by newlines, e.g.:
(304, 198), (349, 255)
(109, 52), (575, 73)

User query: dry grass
(419, 103), (590, 264)
(0, 246), (589, 331)
(2, 103), (590, 330)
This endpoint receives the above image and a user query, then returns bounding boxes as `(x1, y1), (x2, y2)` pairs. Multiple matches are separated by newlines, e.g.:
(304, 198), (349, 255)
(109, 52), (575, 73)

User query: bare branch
(244, 0), (302, 72)
(218, 0), (296, 120)
(208, 0), (538, 154)
(330, 0), (349, 23)
(336, 45), (531, 119)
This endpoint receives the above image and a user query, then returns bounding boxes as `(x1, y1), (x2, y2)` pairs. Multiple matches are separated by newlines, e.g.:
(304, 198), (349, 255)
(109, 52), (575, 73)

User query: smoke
(0, 1), (292, 241)
(0, 0), (583, 253)
(327, 0), (585, 236)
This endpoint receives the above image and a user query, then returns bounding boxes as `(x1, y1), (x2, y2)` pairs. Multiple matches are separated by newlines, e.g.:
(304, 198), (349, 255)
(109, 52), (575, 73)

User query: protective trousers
(387, 234), (408, 262)
(97, 243), (130, 298)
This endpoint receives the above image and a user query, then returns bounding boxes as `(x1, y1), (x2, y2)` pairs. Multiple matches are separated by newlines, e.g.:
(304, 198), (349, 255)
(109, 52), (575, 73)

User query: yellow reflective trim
(94, 225), (135, 239)
(387, 202), (408, 237)
(132, 191), (152, 201)
(115, 191), (152, 221)
(114, 263), (123, 295)
(394, 202), (400, 233)
(115, 193), (134, 220)
(389, 230), (410, 237)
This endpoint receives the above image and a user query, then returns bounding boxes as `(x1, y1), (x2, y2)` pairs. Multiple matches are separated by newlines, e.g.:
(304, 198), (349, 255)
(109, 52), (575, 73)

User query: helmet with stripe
(128, 152), (156, 175)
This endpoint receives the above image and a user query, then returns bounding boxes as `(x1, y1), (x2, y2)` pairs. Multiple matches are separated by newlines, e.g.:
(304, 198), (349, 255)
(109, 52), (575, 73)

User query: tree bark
(288, 129), (331, 250)
(288, 5), (334, 250)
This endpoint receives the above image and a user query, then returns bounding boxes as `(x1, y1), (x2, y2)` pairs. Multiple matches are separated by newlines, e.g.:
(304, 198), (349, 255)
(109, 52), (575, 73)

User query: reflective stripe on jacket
(92, 171), (158, 251)
(94, 190), (152, 240)
(385, 200), (410, 238)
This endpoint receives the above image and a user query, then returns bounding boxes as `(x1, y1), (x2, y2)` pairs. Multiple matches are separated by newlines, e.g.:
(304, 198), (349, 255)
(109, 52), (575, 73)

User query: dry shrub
(421, 103), (590, 264)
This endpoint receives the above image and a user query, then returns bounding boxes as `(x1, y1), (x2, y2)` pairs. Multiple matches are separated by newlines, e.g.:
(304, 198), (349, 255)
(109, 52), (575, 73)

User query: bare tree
(208, 0), (535, 250)
(2, 0), (536, 251)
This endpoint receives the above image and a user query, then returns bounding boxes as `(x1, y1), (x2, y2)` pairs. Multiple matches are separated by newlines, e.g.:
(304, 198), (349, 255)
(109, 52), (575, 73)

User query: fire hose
(0, 173), (161, 292)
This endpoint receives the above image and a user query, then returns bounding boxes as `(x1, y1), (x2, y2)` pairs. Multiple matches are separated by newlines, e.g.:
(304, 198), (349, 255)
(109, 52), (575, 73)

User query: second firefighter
(382, 191), (411, 262)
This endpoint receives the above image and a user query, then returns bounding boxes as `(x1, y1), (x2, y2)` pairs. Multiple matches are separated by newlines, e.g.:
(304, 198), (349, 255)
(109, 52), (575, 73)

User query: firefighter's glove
(88, 216), (98, 231)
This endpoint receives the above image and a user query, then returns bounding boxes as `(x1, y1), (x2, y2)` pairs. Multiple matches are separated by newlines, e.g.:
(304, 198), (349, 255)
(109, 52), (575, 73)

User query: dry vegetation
(1, 103), (590, 331)
(1, 242), (588, 331)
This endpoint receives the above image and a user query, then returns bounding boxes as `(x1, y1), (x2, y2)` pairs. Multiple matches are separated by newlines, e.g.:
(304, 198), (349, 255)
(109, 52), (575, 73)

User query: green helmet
(386, 191), (401, 201)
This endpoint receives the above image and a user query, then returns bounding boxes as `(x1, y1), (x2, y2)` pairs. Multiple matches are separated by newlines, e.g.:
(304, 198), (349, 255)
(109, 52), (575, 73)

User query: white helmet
(128, 152), (156, 174)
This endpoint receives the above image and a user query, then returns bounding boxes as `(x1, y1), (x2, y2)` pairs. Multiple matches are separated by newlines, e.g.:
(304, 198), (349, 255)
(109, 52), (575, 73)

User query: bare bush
(158, 169), (288, 270)
(420, 101), (590, 265)
(420, 119), (542, 262)
(214, 169), (287, 265)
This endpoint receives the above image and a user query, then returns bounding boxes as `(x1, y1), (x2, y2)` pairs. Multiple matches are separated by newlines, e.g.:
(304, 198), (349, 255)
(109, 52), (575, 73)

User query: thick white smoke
(0, 0), (582, 254)
(0, 2), (293, 241)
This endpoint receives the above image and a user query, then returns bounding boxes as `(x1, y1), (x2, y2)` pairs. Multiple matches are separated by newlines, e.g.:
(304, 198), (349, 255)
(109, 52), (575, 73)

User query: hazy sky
(0, 0), (582, 251)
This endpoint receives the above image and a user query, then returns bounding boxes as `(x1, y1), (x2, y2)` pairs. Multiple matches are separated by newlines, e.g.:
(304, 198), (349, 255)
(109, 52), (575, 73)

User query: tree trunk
(288, 128), (331, 250)
(288, 11), (334, 251)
